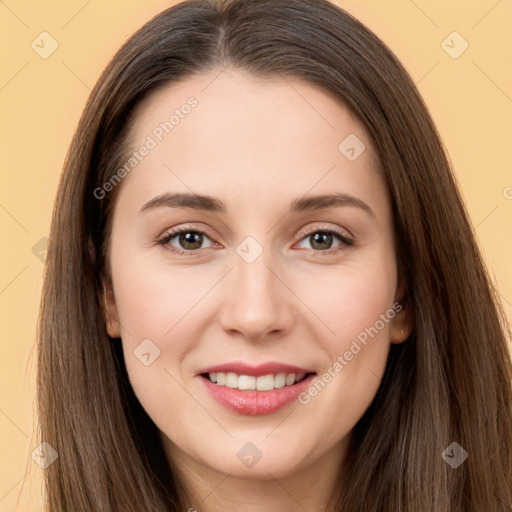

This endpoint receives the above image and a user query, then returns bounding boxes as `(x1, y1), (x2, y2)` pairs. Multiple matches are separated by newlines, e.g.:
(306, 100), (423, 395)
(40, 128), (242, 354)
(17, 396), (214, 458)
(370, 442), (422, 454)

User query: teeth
(238, 375), (256, 390)
(256, 374), (275, 391)
(207, 372), (308, 390)
(285, 374), (296, 386)
(225, 372), (237, 388)
(274, 373), (286, 389)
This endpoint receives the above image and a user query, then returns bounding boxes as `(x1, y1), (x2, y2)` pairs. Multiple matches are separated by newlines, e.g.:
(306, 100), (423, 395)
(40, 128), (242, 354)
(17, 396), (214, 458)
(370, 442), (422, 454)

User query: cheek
(304, 247), (397, 350)
(294, 247), (397, 422)
(109, 244), (208, 410)
(111, 256), (205, 429)
(111, 245), (204, 343)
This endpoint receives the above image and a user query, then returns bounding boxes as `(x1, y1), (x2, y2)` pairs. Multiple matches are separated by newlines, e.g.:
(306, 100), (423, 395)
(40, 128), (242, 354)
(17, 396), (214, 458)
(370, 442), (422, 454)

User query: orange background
(1, 1), (510, 510)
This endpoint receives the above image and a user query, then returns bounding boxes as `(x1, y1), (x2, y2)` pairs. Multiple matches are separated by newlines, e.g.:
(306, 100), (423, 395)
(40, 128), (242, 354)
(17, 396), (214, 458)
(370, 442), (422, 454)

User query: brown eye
(296, 229), (353, 252)
(157, 228), (216, 254)
(176, 231), (204, 250)
(309, 232), (335, 250)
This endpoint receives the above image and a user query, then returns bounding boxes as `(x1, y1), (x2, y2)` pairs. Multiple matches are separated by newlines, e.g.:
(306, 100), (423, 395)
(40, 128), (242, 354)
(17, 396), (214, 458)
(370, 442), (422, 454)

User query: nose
(219, 244), (295, 342)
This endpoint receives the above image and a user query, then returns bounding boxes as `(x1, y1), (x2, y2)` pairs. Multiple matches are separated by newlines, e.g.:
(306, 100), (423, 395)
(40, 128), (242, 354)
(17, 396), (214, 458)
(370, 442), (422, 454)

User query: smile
(204, 371), (309, 390)
(196, 362), (317, 416)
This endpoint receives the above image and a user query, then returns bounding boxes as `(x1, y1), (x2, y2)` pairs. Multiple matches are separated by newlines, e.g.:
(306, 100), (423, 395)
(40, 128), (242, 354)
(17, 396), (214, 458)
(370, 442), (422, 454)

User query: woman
(37, 0), (512, 510)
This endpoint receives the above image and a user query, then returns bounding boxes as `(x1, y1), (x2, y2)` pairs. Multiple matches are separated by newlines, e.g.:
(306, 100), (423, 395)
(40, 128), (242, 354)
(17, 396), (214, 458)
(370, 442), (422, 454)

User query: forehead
(116, 68), (387, 218)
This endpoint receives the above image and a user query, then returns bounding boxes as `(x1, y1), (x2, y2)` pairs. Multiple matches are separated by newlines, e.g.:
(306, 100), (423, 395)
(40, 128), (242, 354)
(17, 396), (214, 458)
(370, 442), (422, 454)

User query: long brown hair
(37, 0), (512, 510)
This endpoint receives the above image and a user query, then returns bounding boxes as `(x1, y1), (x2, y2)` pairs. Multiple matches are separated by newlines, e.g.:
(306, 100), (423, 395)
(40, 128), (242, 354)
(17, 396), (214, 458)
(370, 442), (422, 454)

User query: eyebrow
(139, 192), (375, 218)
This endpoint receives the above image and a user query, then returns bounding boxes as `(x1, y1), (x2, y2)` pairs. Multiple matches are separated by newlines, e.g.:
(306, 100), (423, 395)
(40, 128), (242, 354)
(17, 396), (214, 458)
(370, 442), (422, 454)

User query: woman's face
(105, 68), (412, 483)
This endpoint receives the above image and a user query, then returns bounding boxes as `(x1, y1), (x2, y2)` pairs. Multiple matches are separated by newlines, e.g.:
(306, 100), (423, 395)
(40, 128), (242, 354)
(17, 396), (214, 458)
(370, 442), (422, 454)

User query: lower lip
(199, 373), (316, 416)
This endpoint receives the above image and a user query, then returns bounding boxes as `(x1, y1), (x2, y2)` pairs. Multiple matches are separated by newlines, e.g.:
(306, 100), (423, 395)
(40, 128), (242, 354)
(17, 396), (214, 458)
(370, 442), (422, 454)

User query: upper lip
(196, 361), (315, 377)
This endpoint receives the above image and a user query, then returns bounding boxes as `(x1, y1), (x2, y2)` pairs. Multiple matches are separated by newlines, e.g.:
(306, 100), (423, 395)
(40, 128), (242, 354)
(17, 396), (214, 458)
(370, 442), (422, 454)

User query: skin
(104, 67), (414, 512)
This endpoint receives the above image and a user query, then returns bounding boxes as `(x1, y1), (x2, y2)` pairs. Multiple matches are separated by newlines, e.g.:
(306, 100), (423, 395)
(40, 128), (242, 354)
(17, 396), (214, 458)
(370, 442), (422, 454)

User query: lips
(196, 361), (314, 377)
(196, 361), (317, 415)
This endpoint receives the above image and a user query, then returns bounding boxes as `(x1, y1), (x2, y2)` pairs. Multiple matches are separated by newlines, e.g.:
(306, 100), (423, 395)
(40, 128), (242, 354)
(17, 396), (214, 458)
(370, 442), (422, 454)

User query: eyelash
(156, 225), (354, 257)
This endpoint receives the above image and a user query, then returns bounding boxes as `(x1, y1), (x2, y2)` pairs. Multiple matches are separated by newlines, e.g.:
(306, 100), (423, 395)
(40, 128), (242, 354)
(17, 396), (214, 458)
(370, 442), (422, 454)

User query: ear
(101, 277), (122, 339)
(390, 280), (414, 344)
